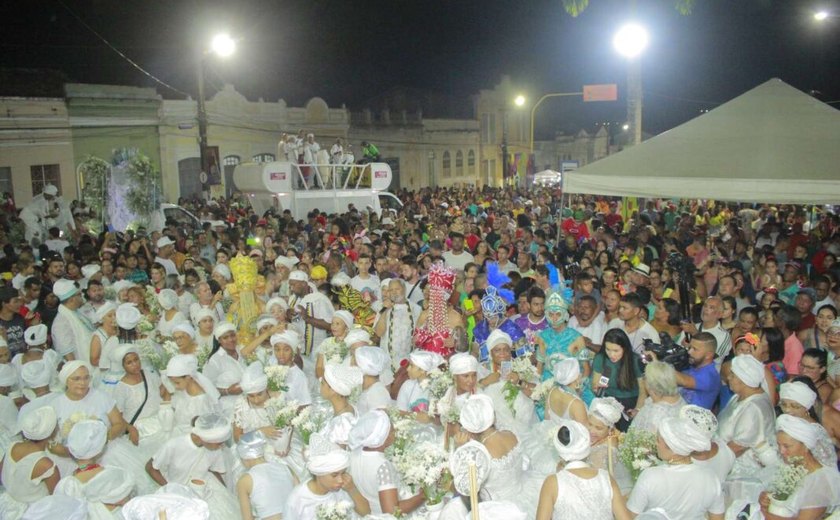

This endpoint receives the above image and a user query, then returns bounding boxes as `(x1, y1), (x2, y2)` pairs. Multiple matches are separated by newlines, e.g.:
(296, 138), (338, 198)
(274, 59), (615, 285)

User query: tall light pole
(614, 23), (648, 146)
(197, 33), (236, 188)
(501, 94), (526, 187)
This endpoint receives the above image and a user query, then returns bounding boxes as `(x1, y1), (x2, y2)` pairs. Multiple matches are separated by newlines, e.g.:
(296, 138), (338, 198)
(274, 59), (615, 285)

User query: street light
(814, 10), (829, 21)
(198, 32), (236, 194)
(514, 95), (526, 107)
(614, 23), (648, 146)
(211, 33), (236, 57)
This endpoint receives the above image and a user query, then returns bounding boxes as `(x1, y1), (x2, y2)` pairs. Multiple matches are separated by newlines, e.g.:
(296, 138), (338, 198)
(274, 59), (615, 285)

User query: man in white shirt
(43, 227), (70, 253)
(441, 232), (474, 272)
(569, 294), (608, 354)
(154, 236), (179, 276)
(350, 254), (381, 305)
(51, 279), (95, 362)
(287, 270), (335, 358)
(607, 292), (660, 356)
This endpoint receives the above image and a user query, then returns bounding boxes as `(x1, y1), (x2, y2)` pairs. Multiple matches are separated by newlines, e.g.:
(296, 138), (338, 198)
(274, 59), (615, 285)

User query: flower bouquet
(291, 405), (330, 445)
(767, 456), (808, 516)
(420, 368), (452, 400)
(315, 501), (353, 520)
(139, 338), (179, 372)
(502, 353), (539, 412)
(321, 340), (349, 365)
(136, 317), (156, 336)
(264, 364), (290, 393)
(392, 441), (451, 506)
(385, 408), (417, 459)
(267, 397), (299, 454)
(145, 286), (162, 318)
(528, 380), (555, 408)
(617, 428), (660, 482)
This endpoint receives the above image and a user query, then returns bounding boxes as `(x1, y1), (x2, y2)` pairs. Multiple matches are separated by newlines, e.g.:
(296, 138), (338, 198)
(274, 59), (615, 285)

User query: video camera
(643, 332), (690, 371)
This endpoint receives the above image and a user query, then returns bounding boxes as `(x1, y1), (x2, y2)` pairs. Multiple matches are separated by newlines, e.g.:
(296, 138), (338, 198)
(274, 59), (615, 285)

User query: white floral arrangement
(291, 405), (330, 445)
(136, 317), (156, 336)
(138, 338), (178, 372)
(267, 397), (300, 429)
(145, 286), (162, 317)
(59, 412), (99, 442)
(501, 353), (540, 412)
(430, 397), (460, 425)
(315, 500), (353, 520)
(617, 429), (659, 482)
(385, 407), (417, 458)
(391, 440), (451, 505)
(264, 365), (290, 393)
(528, 380), (555, 407)
(320, 340), (349, 365)
(195, 344), (211, 370)
(769, 456), (809, 501)
(419, 368), (452, 400)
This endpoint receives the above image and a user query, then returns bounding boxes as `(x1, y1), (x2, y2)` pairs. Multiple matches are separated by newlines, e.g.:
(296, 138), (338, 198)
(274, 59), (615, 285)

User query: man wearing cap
(442, 232), (474, 272)
(154, 236), (179, 276)
(629, 263), (651, 291)
(288, 270), (335, 358)
(51, 279), (95, 362)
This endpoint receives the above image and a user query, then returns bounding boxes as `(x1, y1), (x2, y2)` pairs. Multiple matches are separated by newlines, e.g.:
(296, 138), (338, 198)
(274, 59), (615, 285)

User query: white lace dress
(521, 386), (582, 476)
(482, 441), (544, 519)
(552, 464), (613, 520)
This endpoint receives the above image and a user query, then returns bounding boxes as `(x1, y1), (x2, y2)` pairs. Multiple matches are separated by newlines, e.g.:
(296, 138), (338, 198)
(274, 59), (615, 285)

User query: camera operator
(676, 296), (732, 367)
(647, 331), (721, 411)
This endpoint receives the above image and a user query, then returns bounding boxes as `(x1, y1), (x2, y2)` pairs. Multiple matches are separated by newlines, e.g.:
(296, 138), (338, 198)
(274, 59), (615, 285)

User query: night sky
(2, 0), (839, 138)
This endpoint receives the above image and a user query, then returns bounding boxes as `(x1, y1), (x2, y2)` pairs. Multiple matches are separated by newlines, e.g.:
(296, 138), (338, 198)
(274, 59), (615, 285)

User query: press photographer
(646, 331), (721, 411)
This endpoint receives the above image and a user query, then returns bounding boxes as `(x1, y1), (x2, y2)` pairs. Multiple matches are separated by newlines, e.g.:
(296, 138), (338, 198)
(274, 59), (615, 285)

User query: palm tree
(561, 0), (696, 17)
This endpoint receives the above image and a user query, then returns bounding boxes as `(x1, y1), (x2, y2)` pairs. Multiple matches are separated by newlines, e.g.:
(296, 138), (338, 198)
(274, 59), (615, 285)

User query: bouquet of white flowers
(139, 338), (179, 372)
(291, 405), (330, 445)
(385, 408), (417, 459)
(769, 456), (809, 501)
(501, 353), (539, 412)
(315, 501), (353, 520)
(618, 429), (659, 482)
(267, 397), (300, 429)
(264, 365), (290, 393)
(420, 368), (452, 400)
(320, 340), (349, 365)
(430, 397), (460, 425)
(136, 317), (156, 336)
(528, 380), (555, 407)
(145, 286), (162, 317)
(392, 441), (451, 505)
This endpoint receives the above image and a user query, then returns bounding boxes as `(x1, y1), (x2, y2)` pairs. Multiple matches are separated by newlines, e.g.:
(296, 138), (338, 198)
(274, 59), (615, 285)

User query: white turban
(345, 328), (371, 347)
(0, 363), (16, 386)
(213, 321), (237, 340)
(486, 329), (512, 352)
(325, 414), (357, 446)
(659, 417), (711, 456)
(240, 364), (268, 394)
(84, 466), (135, 504)
(348, 410), (391, 450)
(94, 302), (117, 324)
(306, 433), (350, 475)
(324, 364), (363, 396)
(42, 184), (58, 196)
(166, 354), (220, 400)
(270, 330), (300, 351)
(81, 264), (101, 280)
(192, 307), (217, 326)
(236, 430), (268, 460)
(288, 270), (309, 282)
(354, 346), (390, 376)
(59, 360), (92, 386)
(192, 413), (231, 443)
(731, 355), (766, 388)
(256, 315), (278, 331)
(21, 359), (52, 389)
(331, 272), (352, 287)
(553, 358), (580, 386)
(679, 405), (718, 440)
(449, 440), (491, 496)
(67, 420), (108, 460)
(776, 414), (820, 451)
(109, 280), (135, 298)
(466, 501), (527, 520)
(22, 495), (88, 520)
(265, 297), (288, 313)
(333, 310), (353, 330)
(552, 419), (591, 462)
(589, 397), (624, 427)
(213, 263), (231, 281)
(116, 303), (142, 330)
(52, 279), (79, 301)
(779, 381), (817, 410)
(459, 394), (495, 434)
(111, 344), (139, 375)
(409, 351), (443, 373)
(18, 406), (57, 441)
(173, 322), (196, 339)
(157, 289), (179, 310)
(275, 255), (299, 270)
(450, 352), (479, 375)
(24, 324), (48, 347)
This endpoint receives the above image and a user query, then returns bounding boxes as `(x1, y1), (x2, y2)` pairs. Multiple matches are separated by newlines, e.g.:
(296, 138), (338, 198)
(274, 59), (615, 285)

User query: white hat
(270, 330), (300, 351)
(42, 184), (58, 196)
(553, 358), (580, 386)
(344, 328), (371, 346)
(348, 410), (391, 450)
(212, 264), (231, 281)
(589, 397), (624, 427)
(450, 440), (491, 496)
(779, 381), (817, 410)
(0, 363), (16, 387)
(306, 433), (350, 475)
(24, 324), (48, 347)
(658, 417), (710, 456)
(265, 297), (288, 313)
(58, 360), (92, 386)
(679, 405), (718, 440)
(213, 321), (237, 340)
(354, 346), (390, 376)
(553, 419), (591, 462)
(324, 364), (363, 396)
(333, 310), (354, 330)
(240, 364), (268, 395)
(459, 394), (495, 434)
(173, 322), (196, 339)
(449, 352), (479, 375)
(18, 406), (57, 441)
(731, 355), (765, 388)
(331, 272), (352, 287)
(156, 236), (175, 249)
(21, 359), (52, 389)
(486, 329), (512, 352)
(776, 414), (820, 451)
(237, 430), (268, 460)
(192, 413), (231, 443)
(67, 420), (108, 459)
(80, 264), (101, 279)
(116, 303), (142, 329)
(52, 279), (79, 301)
(94, 301), (117, 324)
(409, 351), (443, 373)
(157, 288), (179, 310)
(192, 307), (217, 326)
(256, 315), (279, 331)
(631, 263), (651, 277)
(288, 270), (309, 282)
(274, 255), (299, 270)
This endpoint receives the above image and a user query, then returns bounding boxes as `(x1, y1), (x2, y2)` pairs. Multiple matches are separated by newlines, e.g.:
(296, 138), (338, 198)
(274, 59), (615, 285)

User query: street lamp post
(528, 92), (584, 154)
(197, 33), (236, 189)
(613, 23), (648, 146)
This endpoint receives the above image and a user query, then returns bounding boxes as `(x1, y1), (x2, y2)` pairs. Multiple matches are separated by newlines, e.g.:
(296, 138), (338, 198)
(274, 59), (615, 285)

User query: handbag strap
(128, 370), (149, 426)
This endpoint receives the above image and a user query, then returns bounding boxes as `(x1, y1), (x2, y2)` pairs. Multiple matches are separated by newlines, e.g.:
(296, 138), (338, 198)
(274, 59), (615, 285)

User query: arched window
(455, 150), (464, 177)
(223, 155), (241, 166)
(442, 151), (451, 178)
(467, 150), (476, 176)
(252, 153), (275, 163)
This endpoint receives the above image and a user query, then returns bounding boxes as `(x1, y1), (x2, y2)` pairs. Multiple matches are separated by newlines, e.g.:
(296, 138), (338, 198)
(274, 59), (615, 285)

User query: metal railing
(288, 162), (377, 191)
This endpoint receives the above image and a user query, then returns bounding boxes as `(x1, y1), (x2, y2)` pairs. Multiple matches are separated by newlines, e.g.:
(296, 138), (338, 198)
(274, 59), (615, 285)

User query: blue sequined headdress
(481, 263), (515, 319)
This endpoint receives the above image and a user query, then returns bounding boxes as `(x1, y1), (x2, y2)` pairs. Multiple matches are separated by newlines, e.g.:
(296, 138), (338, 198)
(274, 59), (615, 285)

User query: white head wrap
(265, 297), (288, 313)
(553, 358), (581, 386)
(109, 280), (135, 298)
(173, 322), (196, 339)
(450, 352), (479, 375)
(409, 351), (443, 373)
(731, 355), (766, 388)
(236, 430), (267, 460)
(344, 328), (371, 347)
(67, 420), (108, 460)
(21, 359), (52, 389)
(779, 381), (817, 410)
(22, 495), (88, 520)
(166, 354), (221, 400)
(589, 397), (624, 427)
(192, 413), (231, 443)
(81, 264), (101, 280)
(192, 307), (217, 327)
(324, 364), (363, 396)
(213, 263), (231, 281)
(552, 419), (591, 461)
(331, 272), (352, 287)
(275, 255), (299, 270)
(94, 302), (117, 324)
(0, 363), (16, 386)
(213, 321), (236, 340)
(288, 270), (308, 282)
(18, 406), (57, 441)
(776, 414), (820, 451)
(270, 330), (300, 351)
(658, 417), (711, 456)
(116, 303), (142, 330)
(354, 346), (390, 376)
(121, 485), (209, 520)
(24, 324), (48, 347)
(465, 501), (527, 520)
(679, 405), (718, 440)
(449, 440), (491, 496)
(52, 279), (79, 301)
(486, 329), (512, 352)
(333, 311), (354, 331)
(240, 364), (268, 394)
(256, 315), (278, 331)
(157, 289), (179, 310)
(306, 433), (350, 475)
(83, 466), (135, 505)
(348, 410), (391, 450)
(459, 394), (495, 434)
(110, 344), (139, 377)
(59, 360), (92, 386)
(325, 414), (357, 446)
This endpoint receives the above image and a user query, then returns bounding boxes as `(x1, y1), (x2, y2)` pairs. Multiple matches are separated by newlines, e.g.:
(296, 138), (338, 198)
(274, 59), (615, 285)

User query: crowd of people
(0, 182), (839, 520)
(277, 132), (381, 188)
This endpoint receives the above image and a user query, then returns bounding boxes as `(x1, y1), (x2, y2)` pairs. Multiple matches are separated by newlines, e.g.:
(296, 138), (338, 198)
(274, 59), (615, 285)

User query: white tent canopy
(563, 79), (840, 204)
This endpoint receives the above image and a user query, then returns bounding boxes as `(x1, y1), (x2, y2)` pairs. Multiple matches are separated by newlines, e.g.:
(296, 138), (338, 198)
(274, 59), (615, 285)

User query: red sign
(270, 171), (286, 180)
(374, 170), (388, 179)
(583, 84), (618, 102)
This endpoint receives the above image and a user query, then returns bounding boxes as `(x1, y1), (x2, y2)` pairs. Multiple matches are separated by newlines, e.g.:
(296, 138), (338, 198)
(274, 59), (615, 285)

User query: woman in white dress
(536, 419), (630, 520)
(679, 404), (736, 482)
(88, 302), (117, 390)
(204, 322), (248, 417)
(347, 410), (424, 516)
(320, 364), (363, 446)
(172, 323), (209, 368)
(758, 414), (840, 519)
(269, 330), (312, 405)
(0, 407), (60, 519)
(630, 360), (686, 434)
(395, 351), (443, 419)
(193, 308), (217, 353)
(157, 289), (188, 338)
(165, 354), (220, 433)
(627, 417), (726, 520)
(778, 379), (838, 468)
(586, 397), (633, 495)
(455, 394), (543, 519)
(352, 347), (393, 414)
(235, 431), (297, 520)
(313, 311), (353, 381)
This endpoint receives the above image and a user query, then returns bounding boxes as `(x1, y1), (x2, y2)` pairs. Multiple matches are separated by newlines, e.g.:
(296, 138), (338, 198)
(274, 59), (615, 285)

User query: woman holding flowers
(396, 351), (443, 420)
(777, 379), (837, 469)
(269, 330), (312, 405)
(313, 310), (354, 382)
(164, 354), (220, 433)
(586, 397), (633, 495)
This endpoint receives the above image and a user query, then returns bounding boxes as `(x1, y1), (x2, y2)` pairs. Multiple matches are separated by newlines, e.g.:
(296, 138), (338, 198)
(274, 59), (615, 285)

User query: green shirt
(592, 354), (643, 399)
